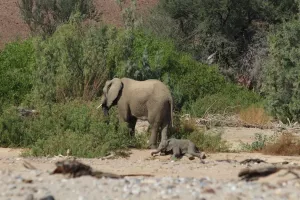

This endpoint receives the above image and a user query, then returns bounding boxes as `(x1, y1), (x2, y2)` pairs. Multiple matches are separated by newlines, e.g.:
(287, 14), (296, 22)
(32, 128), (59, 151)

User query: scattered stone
(25, 194), (34, 200)
(240, 159), (266, 165)
(40, 195), (55, 200)
(202, 187), (216, 194)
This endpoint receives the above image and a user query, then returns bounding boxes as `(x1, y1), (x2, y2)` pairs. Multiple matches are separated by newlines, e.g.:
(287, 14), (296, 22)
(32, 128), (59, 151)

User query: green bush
(31, 19), (261, 111)
(169, 116), (229, 152)
(18, 0), (98, 35)
(106, 29), (177, 81)
(263, 18), (300, 122)
(239, 133), (270, 152)
(142, 0), (299, 87)
(0, 100), (142, 157)
(188, 131), (229, 153)
(188, 84), (262, 117)
(33, 23), (111, 103)
(0, 40), (35, 107)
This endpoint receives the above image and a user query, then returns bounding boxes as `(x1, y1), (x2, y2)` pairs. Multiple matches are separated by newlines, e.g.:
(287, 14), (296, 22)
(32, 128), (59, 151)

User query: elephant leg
(189, 152), (205, 163)
(149, 123), (159, 149)
(171, 147), (182, 160)
(128, 117), (137, 137)
(160, 122), (169, 142)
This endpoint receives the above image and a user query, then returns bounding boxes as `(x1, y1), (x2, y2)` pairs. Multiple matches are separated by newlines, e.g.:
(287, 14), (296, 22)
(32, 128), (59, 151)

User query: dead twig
(203, 100), (218, 118)
(23, 161), (37, 170)
(238, 165), (300, 181)
(196, 114), (273, 129)
(240, 158), (266, 165)
(51, 159), (153, 179)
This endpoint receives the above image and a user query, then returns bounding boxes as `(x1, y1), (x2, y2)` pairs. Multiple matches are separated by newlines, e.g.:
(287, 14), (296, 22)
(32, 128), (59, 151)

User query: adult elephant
(97, 77), (173, 149)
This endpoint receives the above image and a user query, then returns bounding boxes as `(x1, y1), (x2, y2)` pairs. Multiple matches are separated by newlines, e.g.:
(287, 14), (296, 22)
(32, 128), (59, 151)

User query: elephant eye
(107, 84), (112, 92)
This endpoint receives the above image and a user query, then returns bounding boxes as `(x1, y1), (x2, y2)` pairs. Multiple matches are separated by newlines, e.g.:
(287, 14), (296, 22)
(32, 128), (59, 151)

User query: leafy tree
(33, 22), (110, 103)
(142, 0), (299, 87)
(263, 16), (300, 122)
(0, 40), (35, 107)
(18, 0), (99, 35)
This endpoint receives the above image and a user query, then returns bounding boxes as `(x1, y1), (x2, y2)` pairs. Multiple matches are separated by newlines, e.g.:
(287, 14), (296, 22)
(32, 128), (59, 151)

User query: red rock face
(0, 0), (159, 49)
(0, 0), (29, 49)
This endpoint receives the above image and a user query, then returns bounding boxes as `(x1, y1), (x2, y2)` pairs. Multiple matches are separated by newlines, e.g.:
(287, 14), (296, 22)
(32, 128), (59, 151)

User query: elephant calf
(151, 138), (206, 163)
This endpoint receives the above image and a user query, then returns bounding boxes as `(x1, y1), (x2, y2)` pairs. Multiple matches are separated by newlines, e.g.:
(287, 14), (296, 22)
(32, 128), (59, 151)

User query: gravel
(1, 170), (300, 200)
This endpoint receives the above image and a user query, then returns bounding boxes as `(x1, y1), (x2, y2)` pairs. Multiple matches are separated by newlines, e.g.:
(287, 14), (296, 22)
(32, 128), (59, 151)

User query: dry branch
(195, 114), (273, 129)
(181, 113), (300, 132)
(23, 159), (153, 179)
(238, 165), (300, 181)
(51, 159), (153, 179)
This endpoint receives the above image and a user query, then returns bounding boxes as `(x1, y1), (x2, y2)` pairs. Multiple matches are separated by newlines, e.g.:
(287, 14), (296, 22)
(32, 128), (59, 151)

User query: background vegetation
(1, 0), (300, 157)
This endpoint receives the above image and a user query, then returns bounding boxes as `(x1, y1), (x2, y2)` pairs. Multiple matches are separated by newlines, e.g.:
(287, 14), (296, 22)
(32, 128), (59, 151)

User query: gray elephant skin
(151, 138), (206, 163)
(98, 77), (173, 149)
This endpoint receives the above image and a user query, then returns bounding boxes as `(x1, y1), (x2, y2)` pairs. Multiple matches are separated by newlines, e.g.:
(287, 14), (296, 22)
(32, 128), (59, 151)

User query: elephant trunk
(102, 105), (109, 116)
(98, 95), (110, 116)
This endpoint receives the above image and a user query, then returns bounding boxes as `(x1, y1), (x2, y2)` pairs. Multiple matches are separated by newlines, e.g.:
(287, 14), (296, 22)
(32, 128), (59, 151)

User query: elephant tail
(169, 97), (174, 127)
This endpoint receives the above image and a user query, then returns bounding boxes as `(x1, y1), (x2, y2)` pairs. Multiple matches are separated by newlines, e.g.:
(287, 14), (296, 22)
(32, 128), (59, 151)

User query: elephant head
(157, 139), (173, 152)
(97, 78), (123, 116)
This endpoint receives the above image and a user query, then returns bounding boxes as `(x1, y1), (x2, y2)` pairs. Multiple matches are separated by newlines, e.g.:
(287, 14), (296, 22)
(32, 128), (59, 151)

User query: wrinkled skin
(151, 138), (206, 163)
(98, 77), (173, 149)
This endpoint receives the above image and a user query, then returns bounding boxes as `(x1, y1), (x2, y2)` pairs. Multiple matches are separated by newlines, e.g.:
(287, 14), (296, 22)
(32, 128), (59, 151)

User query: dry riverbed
(1, 126), (300, 200)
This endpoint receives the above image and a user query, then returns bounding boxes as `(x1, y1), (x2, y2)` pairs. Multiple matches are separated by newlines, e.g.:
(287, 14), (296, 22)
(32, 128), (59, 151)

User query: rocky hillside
(0, 0), (158, 49)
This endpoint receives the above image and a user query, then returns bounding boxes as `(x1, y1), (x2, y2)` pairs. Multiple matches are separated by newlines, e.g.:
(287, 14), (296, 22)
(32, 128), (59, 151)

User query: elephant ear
(166, 139), (173, 151)
(106, 78), (123, 108)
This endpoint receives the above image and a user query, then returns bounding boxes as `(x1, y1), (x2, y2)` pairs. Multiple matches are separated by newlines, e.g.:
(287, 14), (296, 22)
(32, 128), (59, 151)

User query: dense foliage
(0, 101), (141, 157)
(263, 17), (300, 122)
(18, 0), (99, 35)
(142, 0), (299, 89)
(0, 40), (35, 108)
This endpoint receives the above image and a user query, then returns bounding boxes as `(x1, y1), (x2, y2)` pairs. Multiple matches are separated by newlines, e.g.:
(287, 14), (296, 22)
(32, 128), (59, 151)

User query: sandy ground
(1, 126), (300, 199)
(0, 125), (298, 181)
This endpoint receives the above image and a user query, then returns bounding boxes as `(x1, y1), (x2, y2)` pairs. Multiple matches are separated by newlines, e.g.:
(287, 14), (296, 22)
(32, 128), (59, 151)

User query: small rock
(25, 194), (34, 200)
(40, 195), (55, 200)
(8, 184), (17, 190)
(202, 187), (216, 194)
(78, 196), (84, 200)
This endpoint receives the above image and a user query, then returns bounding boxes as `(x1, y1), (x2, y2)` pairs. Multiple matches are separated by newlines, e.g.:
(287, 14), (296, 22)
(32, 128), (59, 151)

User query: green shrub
(31, 19), (261, 113)
(263, 18), (300, 122)
(33, 23), (111, 103)
(188, 83), (262, 117)
(0, 100), (142, 157)
(188, 131), (229, 153)
(239, 133), (270, 152)
(143, 0), (299, 89)
(0, 39), (35, 107)
(106, 29), (177, 81)
(169, 116), (229, 152)
(18, 0), (98, 35)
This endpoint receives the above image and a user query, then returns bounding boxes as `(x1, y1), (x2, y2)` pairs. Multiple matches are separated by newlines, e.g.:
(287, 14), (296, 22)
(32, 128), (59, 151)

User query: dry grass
(239, 105), (272, 127)
(262, 133), (300, 156)
(181, 118), (199, 132)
